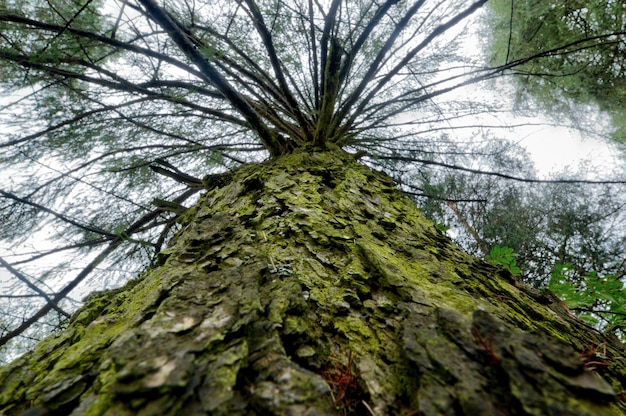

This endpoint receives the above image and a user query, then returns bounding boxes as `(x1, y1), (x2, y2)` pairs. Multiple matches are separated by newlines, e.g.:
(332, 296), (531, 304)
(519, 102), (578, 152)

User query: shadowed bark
(1, 151), (625, 415)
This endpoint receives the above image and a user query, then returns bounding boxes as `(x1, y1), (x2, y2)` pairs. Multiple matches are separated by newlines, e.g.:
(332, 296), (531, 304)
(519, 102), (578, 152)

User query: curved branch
(242, 0), (313, 140)
(137, 0), (287, 156)
(0, 98), (151, 149)
(319, 0), (342, 102)
(371, 155), (626, 185)
(0, 50), (247, 125)
(332, 0), (426, 132)
(0, 190), (117, 238)
(0, 186), (199, 347)
(10, 238), (110, 266)
(0, 257), (70, 318)
(338, 0), (400, 88)
(0, 13), (210, 81)
(335, 0), (488, 139)
(0, 239), (121, 347)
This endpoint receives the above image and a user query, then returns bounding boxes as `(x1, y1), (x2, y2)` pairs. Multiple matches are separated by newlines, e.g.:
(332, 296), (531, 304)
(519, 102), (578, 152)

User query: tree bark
(1, 151), (625, 415)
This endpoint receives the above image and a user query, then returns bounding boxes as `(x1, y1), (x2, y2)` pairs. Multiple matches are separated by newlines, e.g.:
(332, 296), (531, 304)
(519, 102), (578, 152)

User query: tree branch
(0, 186), (198, 347)
(242, 0), (313, 140)
(0, 190), (117, 238)
(137, 0), (287, 156)
(0, 257), (70, 318)
(371, 155), (626, 184)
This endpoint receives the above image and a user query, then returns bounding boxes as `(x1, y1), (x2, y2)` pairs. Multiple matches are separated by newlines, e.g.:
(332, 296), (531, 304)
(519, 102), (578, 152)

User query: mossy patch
(1, 150), (624, 415)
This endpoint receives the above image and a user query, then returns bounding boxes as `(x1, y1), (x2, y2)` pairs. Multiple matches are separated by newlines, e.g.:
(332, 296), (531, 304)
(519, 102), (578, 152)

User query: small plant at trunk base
(435, 222), (450, 233)
(485, 245), (521, 275)
(472, 326), (502, 366)
(579, 340), (610, 372)
(320, 351), (372, 415)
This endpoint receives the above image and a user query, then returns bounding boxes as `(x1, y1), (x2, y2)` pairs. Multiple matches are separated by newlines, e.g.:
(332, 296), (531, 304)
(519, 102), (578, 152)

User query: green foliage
(414, 144), (625, 290)
(0, 0), (111, 84)
(485, 244), (521, 275)
(548, 263), (626, 328)
(484, 0), (626, 141)
(435, 222), (450, 233)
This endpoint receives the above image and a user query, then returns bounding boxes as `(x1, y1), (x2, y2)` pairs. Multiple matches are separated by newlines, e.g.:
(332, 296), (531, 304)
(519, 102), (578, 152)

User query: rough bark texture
(1, 151), (625, 415)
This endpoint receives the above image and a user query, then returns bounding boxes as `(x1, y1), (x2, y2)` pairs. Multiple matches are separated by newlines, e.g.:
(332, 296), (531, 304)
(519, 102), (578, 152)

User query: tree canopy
(484, 0), (626, 141)
(0, 0), (624, 359)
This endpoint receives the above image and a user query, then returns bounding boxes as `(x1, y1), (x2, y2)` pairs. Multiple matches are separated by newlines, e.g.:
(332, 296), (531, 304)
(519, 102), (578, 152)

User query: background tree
(0, 2), (625, 412)
(483, 0), (626, 142)
(407, 138), (626, 329)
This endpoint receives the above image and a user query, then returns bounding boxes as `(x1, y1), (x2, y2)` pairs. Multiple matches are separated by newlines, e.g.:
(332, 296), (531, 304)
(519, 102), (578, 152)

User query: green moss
(1, 150), (624, 415)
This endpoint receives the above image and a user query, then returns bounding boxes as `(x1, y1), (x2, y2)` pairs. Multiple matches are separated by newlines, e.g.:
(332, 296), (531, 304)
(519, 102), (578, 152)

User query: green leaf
(485, 245), (521, 275)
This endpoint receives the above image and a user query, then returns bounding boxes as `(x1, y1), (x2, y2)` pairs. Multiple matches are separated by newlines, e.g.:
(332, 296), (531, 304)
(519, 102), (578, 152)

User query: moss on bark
(1, 150), (625, 415)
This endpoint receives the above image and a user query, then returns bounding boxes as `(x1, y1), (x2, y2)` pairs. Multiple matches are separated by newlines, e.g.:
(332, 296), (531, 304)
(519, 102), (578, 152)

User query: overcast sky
(514, 125), (623, 178)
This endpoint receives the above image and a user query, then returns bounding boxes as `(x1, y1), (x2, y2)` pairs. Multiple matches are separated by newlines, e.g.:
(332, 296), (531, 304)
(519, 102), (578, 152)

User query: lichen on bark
(1, 150), (625, 415)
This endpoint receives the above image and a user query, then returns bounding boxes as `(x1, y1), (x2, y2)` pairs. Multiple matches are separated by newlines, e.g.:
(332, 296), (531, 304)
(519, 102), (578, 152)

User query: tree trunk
(1, 151), (625, 416)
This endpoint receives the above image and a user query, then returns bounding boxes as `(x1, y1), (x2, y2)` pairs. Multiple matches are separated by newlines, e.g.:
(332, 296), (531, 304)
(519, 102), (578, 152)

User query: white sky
(515, 125), (623, 178)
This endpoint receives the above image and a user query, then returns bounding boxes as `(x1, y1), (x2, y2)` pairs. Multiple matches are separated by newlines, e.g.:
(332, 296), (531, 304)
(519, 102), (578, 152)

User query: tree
(3, 151), (626, 415)
(1, 1), (626, 414)
(391, 133), (626, 332)
(412, 145), (626, 328)
(483, 0), (626, 142)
